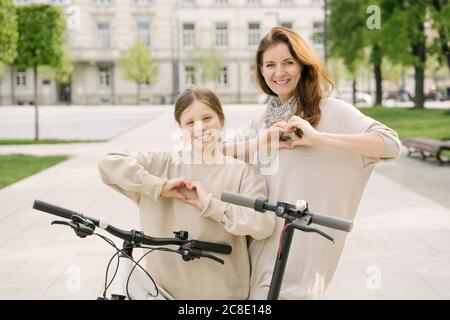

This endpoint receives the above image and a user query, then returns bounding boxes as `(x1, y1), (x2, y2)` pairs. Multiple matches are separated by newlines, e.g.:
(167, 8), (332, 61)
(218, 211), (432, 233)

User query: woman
(227, 27), (401, 299)
(98, 87), (275, 299)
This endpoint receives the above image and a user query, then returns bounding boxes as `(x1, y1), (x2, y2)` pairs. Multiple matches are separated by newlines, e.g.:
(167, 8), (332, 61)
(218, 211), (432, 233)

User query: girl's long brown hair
(256, 26), (334, 127)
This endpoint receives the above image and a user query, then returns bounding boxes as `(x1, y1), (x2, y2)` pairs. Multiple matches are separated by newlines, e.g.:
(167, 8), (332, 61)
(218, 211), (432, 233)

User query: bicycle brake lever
(179, 248), (225, 265)
(303, 227), (334, 242)
(51, 220), (72, 227)
(51, 219), (94, 238)
(198, 252), (224, 265)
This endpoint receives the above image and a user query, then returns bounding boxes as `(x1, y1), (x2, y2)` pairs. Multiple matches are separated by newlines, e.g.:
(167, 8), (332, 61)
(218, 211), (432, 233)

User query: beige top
(98, 149), (275, 300)
(245, 97), (401, 299)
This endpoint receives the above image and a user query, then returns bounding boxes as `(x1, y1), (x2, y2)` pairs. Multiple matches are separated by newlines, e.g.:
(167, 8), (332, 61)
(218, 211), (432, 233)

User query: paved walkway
(0, 105), (449, 299)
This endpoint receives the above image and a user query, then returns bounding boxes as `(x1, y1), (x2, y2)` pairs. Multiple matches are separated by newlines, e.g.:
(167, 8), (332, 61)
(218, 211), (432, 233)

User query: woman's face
(261, 42), (301, 102)
(179, 100), (223, 147)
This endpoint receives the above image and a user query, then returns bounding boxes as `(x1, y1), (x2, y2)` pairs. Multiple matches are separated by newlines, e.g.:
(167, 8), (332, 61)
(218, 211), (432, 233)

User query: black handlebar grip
(221, 191), (256, 209)
(192, 240), (232, 255)
(33, 200), (81, 220)
(310, 212), (353, 232)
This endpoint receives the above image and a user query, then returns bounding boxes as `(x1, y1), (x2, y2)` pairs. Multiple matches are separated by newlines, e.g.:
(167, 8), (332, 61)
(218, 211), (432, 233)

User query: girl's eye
(203, 117), (212, 121)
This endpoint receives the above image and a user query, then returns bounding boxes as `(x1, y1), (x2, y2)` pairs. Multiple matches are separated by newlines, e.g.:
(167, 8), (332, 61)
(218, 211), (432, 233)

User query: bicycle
(33, 191), (352, 301)
(32, 200), (232, 300)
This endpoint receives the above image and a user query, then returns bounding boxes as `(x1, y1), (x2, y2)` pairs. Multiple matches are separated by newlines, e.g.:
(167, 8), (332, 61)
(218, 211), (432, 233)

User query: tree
(0, 0), (18, 75)
(197, 45), (225, 88)
(328, 0), (367, 105)
(120, 42), (156, 104)
(14, 4), (65, 140)
(381, 0), (428, 108)
(430, 0), (450, 74)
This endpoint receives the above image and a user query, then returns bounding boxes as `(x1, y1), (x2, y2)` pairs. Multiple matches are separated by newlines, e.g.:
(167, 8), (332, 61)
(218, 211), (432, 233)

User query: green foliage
(0, 154), (69, 189)
(0, 0), (18, 70)
(197, 45), (225, 83)
(328, 0), (368, 75)
(360, 107), (450, 140)
(13, 4), (66, 68)
(41, 46), (74, 84)
(120, 42), (156, 85)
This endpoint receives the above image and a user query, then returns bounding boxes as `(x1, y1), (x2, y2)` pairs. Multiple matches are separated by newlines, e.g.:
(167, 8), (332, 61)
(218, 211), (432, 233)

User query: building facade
(0, 0), (325, 105)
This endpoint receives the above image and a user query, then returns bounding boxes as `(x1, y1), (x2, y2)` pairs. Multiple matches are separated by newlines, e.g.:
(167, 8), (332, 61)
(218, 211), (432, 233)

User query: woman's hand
(160, 176), (192, 202)
(284, 115), (320, 146)
(257, 123), (292, 151)
(185, 181), (211, 210)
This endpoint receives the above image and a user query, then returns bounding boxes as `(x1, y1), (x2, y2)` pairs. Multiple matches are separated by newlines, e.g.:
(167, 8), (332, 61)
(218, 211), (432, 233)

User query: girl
(98, 87), (275, 299)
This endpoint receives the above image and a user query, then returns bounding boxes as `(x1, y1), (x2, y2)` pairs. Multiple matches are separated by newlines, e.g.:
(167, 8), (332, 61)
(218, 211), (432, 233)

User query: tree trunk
(352, 78), (357, 106)
(10, 67), (15, 105)
(137, 83), (141, 105)
(372, 44), (383, 106)
(33, 65), (39, 141)
(374, 63), (382, 106)
(412, 27), (426, 109)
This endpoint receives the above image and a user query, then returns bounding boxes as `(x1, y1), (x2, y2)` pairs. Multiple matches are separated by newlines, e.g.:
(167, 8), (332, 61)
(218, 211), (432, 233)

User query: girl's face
(261, 42), (302, 102)
(179, 100), (223, 147)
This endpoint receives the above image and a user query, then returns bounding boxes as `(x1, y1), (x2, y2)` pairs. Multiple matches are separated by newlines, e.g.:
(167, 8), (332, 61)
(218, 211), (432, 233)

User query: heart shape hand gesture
(160, 177), (210, 210)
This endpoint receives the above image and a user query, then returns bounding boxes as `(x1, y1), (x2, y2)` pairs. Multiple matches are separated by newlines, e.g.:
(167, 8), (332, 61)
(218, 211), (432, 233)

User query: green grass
(359, 107), (450, 140)
(0, 139), (106, 145)
(0, 154), (70, 189)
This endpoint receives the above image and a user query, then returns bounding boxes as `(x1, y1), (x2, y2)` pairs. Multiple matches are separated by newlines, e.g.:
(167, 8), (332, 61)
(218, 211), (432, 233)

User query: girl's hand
(185, 181), (211, 210)
(285, 115), (320, 146)
(160, 177), (192, 202)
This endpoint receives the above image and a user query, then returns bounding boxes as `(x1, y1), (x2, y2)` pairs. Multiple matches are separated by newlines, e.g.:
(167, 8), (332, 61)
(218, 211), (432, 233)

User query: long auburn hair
(256, 27), (334, 127)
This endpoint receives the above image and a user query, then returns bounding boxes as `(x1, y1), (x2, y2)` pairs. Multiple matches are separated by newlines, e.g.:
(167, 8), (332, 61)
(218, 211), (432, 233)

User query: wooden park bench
(402, 137), (450, 165)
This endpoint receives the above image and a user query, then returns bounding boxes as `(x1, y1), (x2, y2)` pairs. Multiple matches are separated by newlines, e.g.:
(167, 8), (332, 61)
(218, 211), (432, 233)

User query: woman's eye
(266, 64), (274, 68)
(186, 122), (194, 126)
(203, 117), (212, 121)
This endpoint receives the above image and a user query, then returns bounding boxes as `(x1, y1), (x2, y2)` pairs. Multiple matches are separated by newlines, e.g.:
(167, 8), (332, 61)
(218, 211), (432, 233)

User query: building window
(218, 66), (228, 86)
(246, 0), (261, 5)
(93, 0), (112, 5)
(214, 0), (228, 4)
(98, 66), (111, 87)
(182, 23), (195, 47)
(134, 0), (152, 4)
(185, 65), (196, 85)
(279, 0), (294, 5)
(15, 69), (27, 88)
(137, 21), (151, 47)
(248, 23), (260, 46)
(215, 22), (228, 47)
(97, 21), (110, 48)
(281, 21), (293, 29)
(14, 0), (30, 4)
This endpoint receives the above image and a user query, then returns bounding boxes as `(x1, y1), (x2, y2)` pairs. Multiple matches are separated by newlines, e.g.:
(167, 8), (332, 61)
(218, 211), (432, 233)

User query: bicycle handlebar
(221, 192), (352, 232)
(33, 200), (232, 255)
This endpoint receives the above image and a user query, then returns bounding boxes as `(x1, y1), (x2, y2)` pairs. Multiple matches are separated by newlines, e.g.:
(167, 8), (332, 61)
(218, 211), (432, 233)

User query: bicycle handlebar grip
(221, 191), (256, 209)
(310, 212), (353, 232)
(33, 200), (81, 220)
(193, 240), (232, 255)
